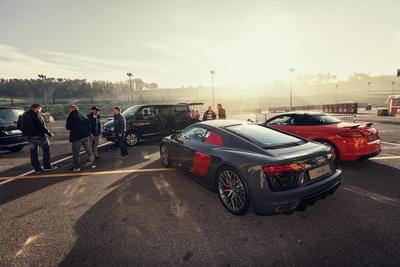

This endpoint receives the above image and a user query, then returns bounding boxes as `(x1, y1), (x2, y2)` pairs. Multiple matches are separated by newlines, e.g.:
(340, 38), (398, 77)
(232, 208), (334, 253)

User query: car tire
(216, 166), (251, 215)
(8, 145), (24, 152)
(160, 144), (171, 167)
(125, 132), (139, 146)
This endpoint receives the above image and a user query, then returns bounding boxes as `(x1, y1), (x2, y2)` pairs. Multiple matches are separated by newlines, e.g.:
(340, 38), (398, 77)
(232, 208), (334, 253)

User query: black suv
(0, 107), (27, 152)
(102, 104), (193, 146)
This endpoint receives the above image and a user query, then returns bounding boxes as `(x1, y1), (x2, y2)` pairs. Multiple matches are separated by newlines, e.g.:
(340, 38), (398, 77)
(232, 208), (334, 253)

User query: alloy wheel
(126, 133), (138, 146)
(160, 145), (170, 167)
(217, 168), (249, 215)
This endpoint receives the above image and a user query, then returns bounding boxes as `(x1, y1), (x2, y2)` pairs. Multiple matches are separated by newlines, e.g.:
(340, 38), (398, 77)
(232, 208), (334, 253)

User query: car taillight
(263, 163), (303, 175)
(337, 131), (363, 138)
(327, 149), (336, 161)
(262, 164), (305, 191)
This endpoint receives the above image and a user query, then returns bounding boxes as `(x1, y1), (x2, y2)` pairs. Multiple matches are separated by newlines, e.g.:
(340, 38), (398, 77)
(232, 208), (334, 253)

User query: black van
(0, 107), (27, 152)
(102, 104), (193, 146)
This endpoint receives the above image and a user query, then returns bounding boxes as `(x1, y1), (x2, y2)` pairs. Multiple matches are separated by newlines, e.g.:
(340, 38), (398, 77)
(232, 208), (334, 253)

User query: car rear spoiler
(343, 122), (373, 129)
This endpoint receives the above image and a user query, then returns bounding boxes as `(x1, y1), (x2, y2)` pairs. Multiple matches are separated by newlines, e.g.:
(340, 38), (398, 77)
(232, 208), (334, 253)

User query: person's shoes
(91, 164), (96, 169)
(43, 166), (57, 172)
(34, 169), (42, 174)
(84, 160), (95, 167)
(71, 167), (81, 172)
(120, 155), (128, 158)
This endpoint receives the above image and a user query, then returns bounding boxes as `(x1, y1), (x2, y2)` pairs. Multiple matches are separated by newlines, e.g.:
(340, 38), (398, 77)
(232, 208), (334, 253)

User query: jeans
(72, 137), (95, 168)
(90, 135), (100, 157)
(28, 136), (51, 171)
(117, 133), (128, 156)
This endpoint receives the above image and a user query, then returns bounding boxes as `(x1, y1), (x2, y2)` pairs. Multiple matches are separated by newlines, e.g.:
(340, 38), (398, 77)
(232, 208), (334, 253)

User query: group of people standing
(201, 103), (226, 121)
(18, 104), (128, 173)
(18, 102), (224, 174)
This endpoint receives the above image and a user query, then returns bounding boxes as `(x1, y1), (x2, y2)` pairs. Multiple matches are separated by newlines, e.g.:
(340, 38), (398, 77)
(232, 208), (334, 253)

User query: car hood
(103, 119), (114, 127)
(0, 122), (18, 132)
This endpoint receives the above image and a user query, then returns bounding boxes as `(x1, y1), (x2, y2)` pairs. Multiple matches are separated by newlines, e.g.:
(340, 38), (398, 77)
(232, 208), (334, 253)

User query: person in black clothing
(202, 106), (217, 121)
(87, 106), (101, 159)
(217, 103), (226, 119)
(17, 104), (57, 174)
(112, 107), (128, 157)
(66, 105), (95, 171)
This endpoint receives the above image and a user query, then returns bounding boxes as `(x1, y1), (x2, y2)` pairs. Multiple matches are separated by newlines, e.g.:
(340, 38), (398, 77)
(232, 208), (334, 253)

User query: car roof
(135, 104), (189, 107)
(0, 106), (24, 110)
(198, 120), (248, 128)
(272, 111), (326, 116)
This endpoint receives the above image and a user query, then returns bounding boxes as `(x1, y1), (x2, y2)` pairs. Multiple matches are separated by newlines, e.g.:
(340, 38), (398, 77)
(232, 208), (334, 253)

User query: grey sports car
(160, 120), (342, 215)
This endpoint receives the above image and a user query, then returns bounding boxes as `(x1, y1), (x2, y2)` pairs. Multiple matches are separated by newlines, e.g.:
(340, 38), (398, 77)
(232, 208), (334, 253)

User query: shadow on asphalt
(59, 160), (400, 266)
(340, 160), (400, 199)
(0, 143), (160, 207)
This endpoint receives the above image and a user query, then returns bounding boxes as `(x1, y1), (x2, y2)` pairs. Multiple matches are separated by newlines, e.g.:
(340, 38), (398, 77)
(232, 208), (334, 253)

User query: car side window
(181, 127), (208, 142)
(137, 107), (155, 120)
(267, 115), (295, 126)
(300, 115), (321, 126)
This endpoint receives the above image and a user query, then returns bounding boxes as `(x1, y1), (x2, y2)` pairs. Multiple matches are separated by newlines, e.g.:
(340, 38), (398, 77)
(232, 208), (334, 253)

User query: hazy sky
(0, 0), (399, 87)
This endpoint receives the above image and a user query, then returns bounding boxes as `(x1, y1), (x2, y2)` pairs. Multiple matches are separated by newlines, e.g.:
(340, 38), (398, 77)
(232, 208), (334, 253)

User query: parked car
(102, 104), (193, 146)
(160, 120), (341, 215)
(0, 106), (27, 152)
(263, 112), (381, 161)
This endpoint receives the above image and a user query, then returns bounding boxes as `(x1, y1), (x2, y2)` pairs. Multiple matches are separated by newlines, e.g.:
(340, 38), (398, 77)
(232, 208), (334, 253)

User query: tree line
(0, 78), (158, 104)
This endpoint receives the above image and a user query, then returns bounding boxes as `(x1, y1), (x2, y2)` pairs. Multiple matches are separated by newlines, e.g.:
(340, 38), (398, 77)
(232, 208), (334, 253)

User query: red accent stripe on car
(205, 132), (223, 146)
(192, 151), (212, 176)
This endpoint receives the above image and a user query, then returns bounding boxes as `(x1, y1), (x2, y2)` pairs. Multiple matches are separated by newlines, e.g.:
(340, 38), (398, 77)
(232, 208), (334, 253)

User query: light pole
(127, 73), (133, 103)
(38, 74), (49, 112)
(392, 81), (395, 95)
(210, 70), (216, 109)
(335, 82), (339, 104)
(288, 68), (295, 110)
(368, 81), (371, 103)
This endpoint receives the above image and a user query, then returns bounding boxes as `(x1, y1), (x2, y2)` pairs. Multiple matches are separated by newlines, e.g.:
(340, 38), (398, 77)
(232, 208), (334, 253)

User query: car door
(174, 126), (209, 171)
(173, 105), (192, 131)
(134, 106), (158, 137)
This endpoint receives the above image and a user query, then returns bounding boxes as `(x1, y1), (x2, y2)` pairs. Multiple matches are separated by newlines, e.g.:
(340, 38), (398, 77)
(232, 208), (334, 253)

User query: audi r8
(160, 120), (342, 215)
(264, 112), (381, 161)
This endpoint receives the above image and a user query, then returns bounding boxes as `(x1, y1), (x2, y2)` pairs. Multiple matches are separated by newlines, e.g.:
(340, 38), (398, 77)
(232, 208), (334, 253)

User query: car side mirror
(171, 133), (178, 140)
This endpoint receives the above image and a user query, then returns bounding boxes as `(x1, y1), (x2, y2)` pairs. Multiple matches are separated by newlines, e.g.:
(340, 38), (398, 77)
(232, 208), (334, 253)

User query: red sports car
(264, 112), (381, 161)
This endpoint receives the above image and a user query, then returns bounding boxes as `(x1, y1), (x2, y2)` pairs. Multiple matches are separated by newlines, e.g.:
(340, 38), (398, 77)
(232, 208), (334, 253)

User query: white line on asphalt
(0, 142), (113, 186)
(372, 156), (400, 160)
(343, 185), (400, 206)
(381, 141), (400, 146)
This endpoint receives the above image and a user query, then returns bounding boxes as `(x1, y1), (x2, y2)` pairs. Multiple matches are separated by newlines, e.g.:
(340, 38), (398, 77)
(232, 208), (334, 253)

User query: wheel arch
(314, 138), (341, 160)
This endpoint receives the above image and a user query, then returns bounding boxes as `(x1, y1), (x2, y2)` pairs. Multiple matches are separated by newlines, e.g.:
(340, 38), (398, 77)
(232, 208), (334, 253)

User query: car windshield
(122, 106), (141, 118)
(0, 109), (23, 124)
(225, 124), (304, 149)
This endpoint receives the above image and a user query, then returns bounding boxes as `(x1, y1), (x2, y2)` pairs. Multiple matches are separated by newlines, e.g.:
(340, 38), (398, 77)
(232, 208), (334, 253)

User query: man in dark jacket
(112, 107), (128, 157)
(202, 106), (217, 121)
(217, 103), (226, 119)
(66, 105), (95, 171)
(18, 104), (56, 173)
(87, 106), (101, 159)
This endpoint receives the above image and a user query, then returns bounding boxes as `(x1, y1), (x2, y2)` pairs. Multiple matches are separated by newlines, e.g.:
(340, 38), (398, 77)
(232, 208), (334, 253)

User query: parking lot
(0, 120), (400, 265)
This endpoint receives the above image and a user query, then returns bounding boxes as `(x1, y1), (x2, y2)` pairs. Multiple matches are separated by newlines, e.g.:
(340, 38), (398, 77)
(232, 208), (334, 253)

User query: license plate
(309, 164), (331, 180)
(368, 134), (378, 142)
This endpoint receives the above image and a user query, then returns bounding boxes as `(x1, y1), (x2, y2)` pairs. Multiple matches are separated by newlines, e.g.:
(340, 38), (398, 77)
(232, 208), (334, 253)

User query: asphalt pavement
(0, 120), (400, 266)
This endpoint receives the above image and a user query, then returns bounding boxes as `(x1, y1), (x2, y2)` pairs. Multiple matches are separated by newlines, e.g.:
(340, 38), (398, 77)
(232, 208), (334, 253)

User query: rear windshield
(0, 109), (24, 124)
(225, 124), (304, 149)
